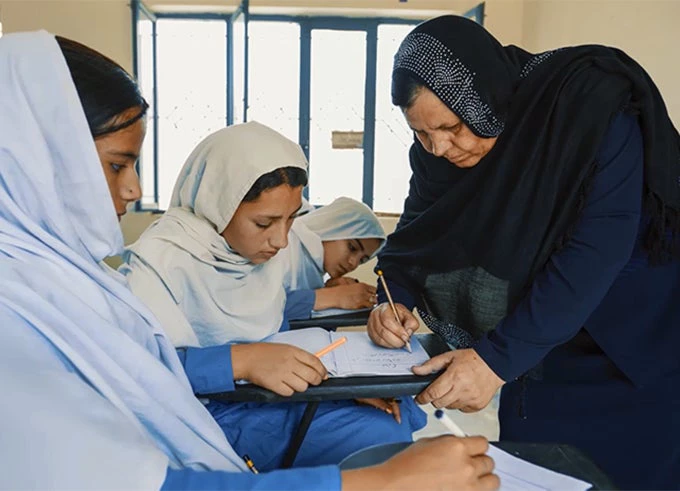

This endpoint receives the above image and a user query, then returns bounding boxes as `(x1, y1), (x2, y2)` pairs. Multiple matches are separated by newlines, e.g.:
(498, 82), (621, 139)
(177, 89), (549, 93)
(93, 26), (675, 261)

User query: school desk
(200, 332), (449, 468)
(288, 309), (371, 330)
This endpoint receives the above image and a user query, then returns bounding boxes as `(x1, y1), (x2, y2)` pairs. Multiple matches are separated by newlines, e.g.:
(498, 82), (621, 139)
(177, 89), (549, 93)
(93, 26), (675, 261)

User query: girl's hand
(231, 343), (327, 396)
(342, 435), (499, 491)
(314, 282), (377, 310)
(355, 397), (402, 423)
(325, 276), (359, 287)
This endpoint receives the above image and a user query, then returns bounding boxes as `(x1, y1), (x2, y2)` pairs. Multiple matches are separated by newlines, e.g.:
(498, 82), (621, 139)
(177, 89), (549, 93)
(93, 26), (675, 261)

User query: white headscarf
(122, 122), (308, 347)
(0, 31), (247, 483)
(282, 197), (386, 291)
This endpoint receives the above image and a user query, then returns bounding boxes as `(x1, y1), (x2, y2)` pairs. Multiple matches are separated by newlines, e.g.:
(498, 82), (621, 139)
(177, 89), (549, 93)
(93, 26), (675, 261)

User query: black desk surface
(288, 310), (371, 330)
(201, 333), (450, 403)
(340, 441), (616, 490)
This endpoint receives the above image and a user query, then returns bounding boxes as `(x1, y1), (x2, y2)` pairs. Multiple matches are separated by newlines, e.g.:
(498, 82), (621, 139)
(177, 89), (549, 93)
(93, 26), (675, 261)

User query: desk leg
(281, 401), (320, 469)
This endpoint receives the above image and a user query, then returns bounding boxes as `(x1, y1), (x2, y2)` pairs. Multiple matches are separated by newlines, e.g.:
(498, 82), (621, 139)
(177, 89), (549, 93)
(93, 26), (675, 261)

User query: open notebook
(263, 327), (430, 377)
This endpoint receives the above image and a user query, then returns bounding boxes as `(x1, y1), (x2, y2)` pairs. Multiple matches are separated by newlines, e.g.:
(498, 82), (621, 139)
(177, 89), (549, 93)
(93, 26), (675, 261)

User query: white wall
(521, 0), (680, 126)
(0, 0), (132, 72)
(484, 0), (525, 46)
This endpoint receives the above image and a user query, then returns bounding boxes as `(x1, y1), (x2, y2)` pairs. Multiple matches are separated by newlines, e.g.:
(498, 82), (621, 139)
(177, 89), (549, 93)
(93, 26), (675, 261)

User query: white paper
(488, 445), (592, 491)
(330, 331), (429, 377)
(262, 328), (430, 377)
(263, 327), (331, 355)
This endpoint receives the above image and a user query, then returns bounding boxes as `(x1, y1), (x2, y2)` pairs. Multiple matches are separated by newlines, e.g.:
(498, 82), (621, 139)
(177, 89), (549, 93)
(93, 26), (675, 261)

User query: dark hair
(392, 70), (425, 109)
(56, 36), (148, 138)
(243, 167), (308, 202)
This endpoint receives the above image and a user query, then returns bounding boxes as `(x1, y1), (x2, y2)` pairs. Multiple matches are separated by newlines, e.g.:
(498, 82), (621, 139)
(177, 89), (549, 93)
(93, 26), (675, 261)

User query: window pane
(309, 30), (366, 206)
(248, 21), (300, 142)
(137, 16), (156, 207)
(156, 19), (227, 210)
(232, 13), (246, 124)
(374, 24), (415, 213)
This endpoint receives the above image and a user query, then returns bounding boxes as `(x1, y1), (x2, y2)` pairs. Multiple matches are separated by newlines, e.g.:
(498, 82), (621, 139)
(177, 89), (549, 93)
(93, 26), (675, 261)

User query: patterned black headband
(393, 32), (505, 138)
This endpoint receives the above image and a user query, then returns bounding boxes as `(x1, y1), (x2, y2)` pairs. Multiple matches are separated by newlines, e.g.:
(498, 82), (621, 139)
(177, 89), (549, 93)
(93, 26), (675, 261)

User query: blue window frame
(131, 1), (485, 212)
(131, 0), (159, 209)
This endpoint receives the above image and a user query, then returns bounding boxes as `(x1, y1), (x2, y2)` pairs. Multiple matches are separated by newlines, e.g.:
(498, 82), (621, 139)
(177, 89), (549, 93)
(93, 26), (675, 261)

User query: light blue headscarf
(282, 197), (386, 291)
(0, 31), (246, 485)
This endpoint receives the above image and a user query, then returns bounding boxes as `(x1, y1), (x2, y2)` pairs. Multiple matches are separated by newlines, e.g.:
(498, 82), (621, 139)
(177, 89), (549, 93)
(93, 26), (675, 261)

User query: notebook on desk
(263, 327), (430, 377)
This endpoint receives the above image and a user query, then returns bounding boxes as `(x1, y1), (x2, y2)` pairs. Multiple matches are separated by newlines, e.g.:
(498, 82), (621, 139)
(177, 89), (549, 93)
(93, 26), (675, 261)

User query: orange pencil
(314, 336), (347, 358)
(377, 270), (412, 353)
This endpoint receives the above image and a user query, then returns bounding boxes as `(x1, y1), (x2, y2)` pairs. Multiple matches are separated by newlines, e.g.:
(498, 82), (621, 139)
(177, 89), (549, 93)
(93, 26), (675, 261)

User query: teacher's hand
(367, 302), (419, 349)
(412, 349), (504, 412)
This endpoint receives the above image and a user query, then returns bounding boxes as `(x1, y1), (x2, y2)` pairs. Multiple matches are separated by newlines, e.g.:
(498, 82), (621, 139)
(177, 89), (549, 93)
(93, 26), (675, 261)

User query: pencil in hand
(314, 336), (347, 358)
(376, 270), (412, 353)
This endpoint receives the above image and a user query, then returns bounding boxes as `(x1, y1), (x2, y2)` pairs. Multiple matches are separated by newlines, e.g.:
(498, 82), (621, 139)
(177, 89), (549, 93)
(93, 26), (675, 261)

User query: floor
(413, 392), (500, 441)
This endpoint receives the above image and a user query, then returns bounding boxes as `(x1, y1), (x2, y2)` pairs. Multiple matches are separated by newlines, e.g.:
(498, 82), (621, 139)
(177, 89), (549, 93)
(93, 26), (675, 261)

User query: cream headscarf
(122, 122), (308, 347)
(282, 197), (386, 291)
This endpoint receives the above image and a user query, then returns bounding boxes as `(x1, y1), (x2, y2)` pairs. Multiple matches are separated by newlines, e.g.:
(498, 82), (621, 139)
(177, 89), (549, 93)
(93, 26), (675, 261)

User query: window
(156, 19), (227, 209)
(374, 24), (417, 213)
(232, 10), (247, 124)
(309, 29), (367, 205)
(136, 10), (156, 207)
(248, 21), (300, 142)
(133, 2), (485, 213)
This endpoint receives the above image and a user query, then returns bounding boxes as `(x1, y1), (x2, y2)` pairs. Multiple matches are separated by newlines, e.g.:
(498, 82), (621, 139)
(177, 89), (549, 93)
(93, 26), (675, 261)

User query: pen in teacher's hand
(376, 269), (412, 353)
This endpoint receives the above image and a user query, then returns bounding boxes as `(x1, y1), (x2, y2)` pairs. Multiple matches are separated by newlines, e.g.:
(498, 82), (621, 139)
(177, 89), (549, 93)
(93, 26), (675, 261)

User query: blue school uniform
(285, 289), (317, 321)
(177, 315), (427, 472)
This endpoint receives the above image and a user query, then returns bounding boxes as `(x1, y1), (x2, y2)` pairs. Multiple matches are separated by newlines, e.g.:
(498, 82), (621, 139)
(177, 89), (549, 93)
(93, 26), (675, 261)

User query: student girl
(121, 122), (428, 472)
(282, 196), (385, 320)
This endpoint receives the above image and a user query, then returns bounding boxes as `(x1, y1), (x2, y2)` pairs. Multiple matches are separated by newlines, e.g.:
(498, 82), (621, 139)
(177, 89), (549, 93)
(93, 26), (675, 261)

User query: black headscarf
(378, 15), (680, 308)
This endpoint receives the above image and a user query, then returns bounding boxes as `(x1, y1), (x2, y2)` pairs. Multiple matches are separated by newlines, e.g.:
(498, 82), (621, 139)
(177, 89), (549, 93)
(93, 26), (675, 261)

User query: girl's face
(221, 184), (303, 264)
(323, 238), (382, 278)
(96, 107), (145, 221)
(404, 87), (497, 168)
